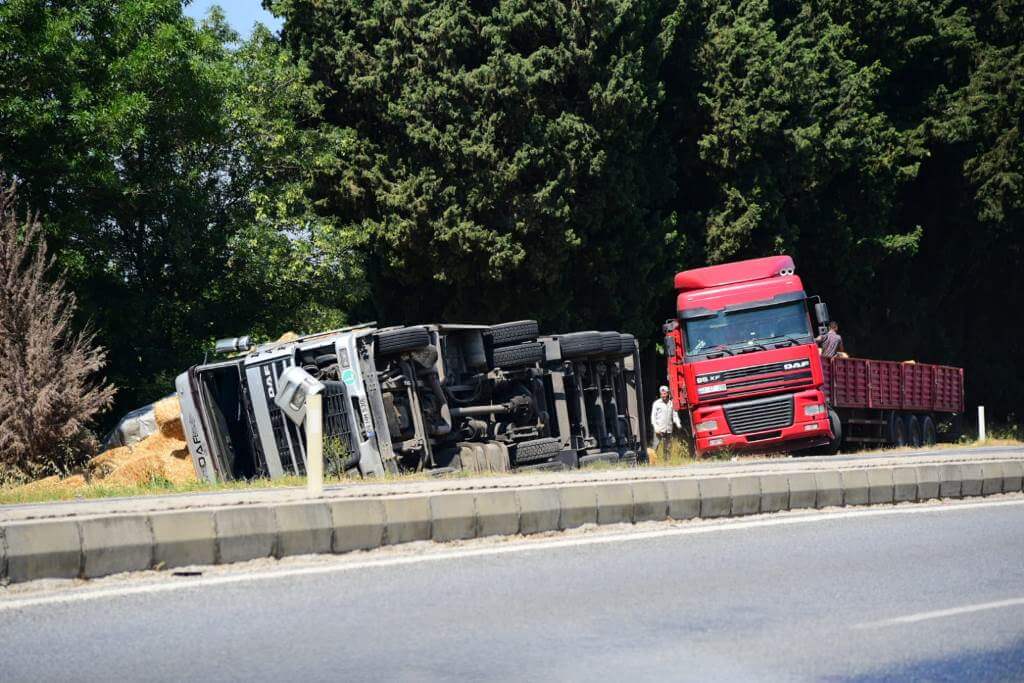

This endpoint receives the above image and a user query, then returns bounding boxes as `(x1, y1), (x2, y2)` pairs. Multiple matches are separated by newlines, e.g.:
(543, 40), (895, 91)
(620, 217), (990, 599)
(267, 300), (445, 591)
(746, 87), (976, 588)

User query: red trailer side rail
(822, 357), (964, 413)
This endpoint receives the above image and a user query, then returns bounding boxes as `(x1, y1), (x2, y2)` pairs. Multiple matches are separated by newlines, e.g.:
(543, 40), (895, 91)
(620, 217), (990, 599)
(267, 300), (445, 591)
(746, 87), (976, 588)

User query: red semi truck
(663, 255), (964, 457)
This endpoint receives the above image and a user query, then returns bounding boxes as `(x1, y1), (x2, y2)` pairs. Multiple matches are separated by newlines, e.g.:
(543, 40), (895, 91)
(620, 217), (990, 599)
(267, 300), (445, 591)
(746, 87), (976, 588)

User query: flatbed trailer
(823, 356), (964, 447)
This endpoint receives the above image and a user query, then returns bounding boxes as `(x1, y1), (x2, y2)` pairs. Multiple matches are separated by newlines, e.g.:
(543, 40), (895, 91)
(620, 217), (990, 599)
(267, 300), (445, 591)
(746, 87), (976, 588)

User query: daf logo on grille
(783, 360), (810, 370)
(261, 365), (277, 399)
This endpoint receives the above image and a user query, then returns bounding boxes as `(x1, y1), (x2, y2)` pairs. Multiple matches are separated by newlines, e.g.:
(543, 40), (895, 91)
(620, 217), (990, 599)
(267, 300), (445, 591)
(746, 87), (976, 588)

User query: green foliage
(0, 1), (356, 419)
(2, 0), (1023, 428)
(274, 0), (681, 333)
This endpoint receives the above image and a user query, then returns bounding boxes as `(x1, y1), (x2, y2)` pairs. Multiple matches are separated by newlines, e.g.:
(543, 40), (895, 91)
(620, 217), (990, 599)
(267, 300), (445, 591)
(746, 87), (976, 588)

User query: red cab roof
(674, 255), (795, 292)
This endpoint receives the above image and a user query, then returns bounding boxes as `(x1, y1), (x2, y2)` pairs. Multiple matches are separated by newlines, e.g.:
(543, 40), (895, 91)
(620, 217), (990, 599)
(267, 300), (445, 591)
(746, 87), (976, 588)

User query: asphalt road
(3, 499), (1024, 681)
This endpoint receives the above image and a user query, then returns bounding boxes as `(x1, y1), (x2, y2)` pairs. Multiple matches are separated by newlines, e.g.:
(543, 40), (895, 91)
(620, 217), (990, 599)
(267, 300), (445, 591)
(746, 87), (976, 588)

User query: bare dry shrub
(0, 180), (116, 478)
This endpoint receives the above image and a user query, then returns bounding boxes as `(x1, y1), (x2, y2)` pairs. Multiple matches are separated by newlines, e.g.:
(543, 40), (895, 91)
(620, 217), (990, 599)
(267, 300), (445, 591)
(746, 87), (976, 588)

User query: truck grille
(323, 381), (357, 470)
(724, 395), (794, 435)
(240, 384), (269, 477)
(715, 361), (791, 381)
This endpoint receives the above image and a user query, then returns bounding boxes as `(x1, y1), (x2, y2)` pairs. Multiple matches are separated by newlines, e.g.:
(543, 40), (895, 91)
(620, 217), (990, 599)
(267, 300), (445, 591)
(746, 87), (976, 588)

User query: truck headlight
(803, 404), (825, 416)
(697, 383), (727, 395)
(695, 420), (718, 433)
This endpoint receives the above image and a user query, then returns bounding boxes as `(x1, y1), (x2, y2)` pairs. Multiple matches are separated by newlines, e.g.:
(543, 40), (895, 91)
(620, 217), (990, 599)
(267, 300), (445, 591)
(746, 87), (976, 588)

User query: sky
(183, 0), (283, 37)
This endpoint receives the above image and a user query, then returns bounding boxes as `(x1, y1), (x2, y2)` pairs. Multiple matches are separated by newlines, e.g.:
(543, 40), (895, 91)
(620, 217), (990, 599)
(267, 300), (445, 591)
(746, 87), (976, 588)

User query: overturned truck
(176, 321), (646, 482)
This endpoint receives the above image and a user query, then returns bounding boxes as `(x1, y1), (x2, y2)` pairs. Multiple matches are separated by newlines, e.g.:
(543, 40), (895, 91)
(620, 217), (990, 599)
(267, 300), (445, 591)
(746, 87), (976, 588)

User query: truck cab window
(684, 301), (812, 356)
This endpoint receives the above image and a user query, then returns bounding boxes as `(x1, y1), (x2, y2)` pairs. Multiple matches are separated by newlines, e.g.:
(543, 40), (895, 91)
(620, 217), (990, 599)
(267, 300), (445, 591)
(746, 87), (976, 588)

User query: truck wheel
(889, 413), (906, 446)
(921, 415), (937, 446)
(375, 326), (430, 355)
(599, 332), (622, 355)
(558, 331), (603, 359)
(825, 408), (842, 454)
(905, 414), (922, 448)
(513, 437), (562, 465)
(489, 320), (539, 347)
(618, 333), (636, 356)
(492, 341), (545, 368)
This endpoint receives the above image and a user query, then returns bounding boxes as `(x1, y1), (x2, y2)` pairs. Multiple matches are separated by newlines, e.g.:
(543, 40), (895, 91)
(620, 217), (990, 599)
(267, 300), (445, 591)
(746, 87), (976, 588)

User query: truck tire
(619, 333), (636, 356)
(492, 341), (545, 368)
(558, 331), (603, 359)
(513, 437), (562, 465)
(825, 408), (842, 454)
(599, 332), (621, 355)
(489, 320), (539, 347)
(905, 414), (922, 448)
(375, 326), (430, 355)
(921, 415), (937, 446)
(889, 412), (906, 446)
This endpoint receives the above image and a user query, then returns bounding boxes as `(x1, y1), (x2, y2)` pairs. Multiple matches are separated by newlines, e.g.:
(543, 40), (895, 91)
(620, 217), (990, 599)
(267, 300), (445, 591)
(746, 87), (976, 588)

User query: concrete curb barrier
(214, 506), (277, 564)
(275, 503), (333, 557)
(3, 519), (80, 582)
(80, 515), (153, 578)
(150, 510), (216, 569)
(3, 456), (1024, 584)
(328, 499), (384, 553)
(382, 496), (432, 545)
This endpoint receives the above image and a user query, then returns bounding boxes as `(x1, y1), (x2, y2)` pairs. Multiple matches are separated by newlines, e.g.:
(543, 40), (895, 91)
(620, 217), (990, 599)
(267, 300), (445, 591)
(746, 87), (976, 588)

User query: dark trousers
(652, 431), (673, 456)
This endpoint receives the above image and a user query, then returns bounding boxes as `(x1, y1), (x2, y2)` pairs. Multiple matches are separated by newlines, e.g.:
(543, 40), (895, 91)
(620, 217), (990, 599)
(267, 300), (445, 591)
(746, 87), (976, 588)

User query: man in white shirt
(651, 385), (682, 456)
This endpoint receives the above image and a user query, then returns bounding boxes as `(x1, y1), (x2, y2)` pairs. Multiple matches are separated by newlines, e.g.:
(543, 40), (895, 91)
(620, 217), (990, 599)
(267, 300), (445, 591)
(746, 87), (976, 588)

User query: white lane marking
(855, 597), (1024, 629)
(1, 497), (1022, 613)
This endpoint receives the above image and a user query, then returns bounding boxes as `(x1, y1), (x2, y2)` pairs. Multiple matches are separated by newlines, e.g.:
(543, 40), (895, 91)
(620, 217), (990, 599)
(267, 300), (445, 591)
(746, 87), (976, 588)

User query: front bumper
(693, 389), (832, 456)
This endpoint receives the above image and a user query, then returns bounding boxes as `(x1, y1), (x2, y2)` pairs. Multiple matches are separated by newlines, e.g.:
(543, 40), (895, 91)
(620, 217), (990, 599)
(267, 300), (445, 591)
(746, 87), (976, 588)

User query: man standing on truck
(651, 386), (682, 456)
(816, 321), (844, 358)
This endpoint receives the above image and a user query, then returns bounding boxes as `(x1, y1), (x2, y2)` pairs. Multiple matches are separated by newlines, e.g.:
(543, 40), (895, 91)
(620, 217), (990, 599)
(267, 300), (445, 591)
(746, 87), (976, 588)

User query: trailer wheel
(492, 341), (545, 368)
(889, 412), (906, 446)
(921, 415), (937, 446)
(558, 331), (603, 359)
(375, 326), (431, 355)
(599, 332), (622, 355)
(825, 408), (842, 454)
(513, 437), (562, 465)
(905, 414), (922, 448)
(489, 320), (539, 347)
(618, 333), (636, 356)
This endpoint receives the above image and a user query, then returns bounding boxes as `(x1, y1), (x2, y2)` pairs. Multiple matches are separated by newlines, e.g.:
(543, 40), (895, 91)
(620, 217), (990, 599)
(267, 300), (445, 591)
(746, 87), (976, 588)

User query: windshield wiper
(758, 334), (806, 348)
(736, 343), (768, 353)
(703, 344), (734, 357)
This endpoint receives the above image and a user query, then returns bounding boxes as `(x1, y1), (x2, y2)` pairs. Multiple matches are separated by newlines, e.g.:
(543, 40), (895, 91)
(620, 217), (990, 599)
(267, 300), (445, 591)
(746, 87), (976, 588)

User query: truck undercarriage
(176, 321), (646, 482)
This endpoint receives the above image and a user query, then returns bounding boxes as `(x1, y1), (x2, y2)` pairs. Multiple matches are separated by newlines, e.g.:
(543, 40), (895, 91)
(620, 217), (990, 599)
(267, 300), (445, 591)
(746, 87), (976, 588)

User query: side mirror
(814, 302), (830, 325)
(274, 366), (325, 426)
(664, 335), (677, 359)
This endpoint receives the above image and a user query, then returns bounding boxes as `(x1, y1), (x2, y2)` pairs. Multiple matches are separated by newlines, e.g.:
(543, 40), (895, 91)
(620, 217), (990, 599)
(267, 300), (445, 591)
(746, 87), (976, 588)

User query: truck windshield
(684, 300), (812, 356)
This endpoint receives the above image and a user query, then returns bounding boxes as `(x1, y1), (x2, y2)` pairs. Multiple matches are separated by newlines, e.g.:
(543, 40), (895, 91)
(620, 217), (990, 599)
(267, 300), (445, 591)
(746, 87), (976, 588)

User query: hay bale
(14, 474), (88, 495)
(100, 447), (195, 486)
(152, 396), (185, 440)
(87, 421), (197, 486)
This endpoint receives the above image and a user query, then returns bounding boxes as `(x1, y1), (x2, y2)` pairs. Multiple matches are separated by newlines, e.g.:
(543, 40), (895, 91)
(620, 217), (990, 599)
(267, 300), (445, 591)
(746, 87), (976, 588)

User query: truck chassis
(176, 321), (645, 482)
